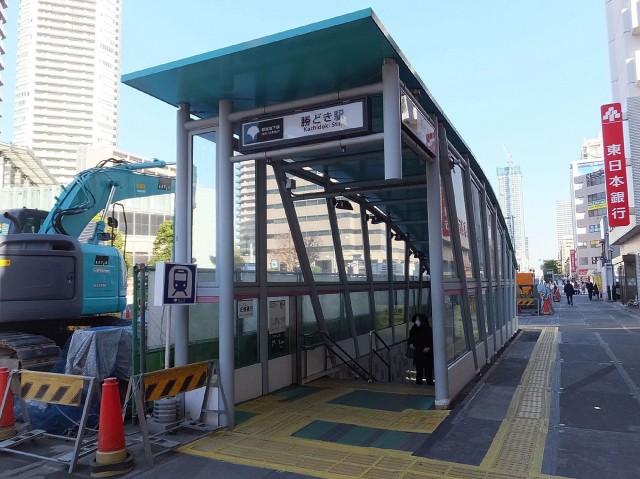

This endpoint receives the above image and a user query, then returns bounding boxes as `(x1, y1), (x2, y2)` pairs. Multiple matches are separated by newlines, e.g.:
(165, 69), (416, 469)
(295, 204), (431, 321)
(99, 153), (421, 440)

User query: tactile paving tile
(180, 327), (576, 479)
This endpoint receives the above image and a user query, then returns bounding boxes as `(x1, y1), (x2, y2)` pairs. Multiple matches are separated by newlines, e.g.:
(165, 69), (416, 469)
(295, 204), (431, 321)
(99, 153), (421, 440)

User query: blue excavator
(0, 158), (175, 369)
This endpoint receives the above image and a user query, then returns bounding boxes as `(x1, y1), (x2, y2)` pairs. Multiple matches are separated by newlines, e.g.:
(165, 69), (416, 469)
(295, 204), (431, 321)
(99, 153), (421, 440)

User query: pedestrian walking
(564, 281), (574, 305)
(593, 282), (599, 300)
(586, 280), (594, 300)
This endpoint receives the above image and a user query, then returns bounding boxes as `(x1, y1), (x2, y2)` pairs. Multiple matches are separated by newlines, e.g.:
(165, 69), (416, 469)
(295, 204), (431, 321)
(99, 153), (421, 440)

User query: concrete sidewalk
(2, 295), (640, 479)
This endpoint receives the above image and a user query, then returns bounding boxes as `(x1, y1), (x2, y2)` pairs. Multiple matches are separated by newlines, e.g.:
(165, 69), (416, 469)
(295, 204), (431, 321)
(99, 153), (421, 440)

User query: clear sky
(0, 1), (611, 269)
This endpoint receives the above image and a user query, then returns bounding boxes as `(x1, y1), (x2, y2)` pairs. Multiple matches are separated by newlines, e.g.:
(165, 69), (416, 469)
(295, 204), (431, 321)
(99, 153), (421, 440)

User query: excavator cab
(0, 208), (49, 235)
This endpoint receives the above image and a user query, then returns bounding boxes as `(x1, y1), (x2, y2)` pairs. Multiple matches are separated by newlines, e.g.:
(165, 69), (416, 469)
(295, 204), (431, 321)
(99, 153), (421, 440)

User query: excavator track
(0, 332), (61, 371)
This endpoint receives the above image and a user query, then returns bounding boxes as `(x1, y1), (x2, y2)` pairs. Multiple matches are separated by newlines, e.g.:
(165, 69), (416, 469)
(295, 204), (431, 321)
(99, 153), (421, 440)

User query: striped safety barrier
(0, 369), (96, 473)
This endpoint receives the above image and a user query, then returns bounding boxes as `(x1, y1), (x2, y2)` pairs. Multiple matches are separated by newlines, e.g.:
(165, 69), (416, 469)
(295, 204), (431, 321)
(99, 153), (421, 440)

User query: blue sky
(1, 1), (611, 267)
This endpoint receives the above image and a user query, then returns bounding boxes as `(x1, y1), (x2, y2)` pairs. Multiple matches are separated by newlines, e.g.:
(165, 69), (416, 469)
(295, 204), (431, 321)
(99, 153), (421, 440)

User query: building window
(586, 169), (605, 186)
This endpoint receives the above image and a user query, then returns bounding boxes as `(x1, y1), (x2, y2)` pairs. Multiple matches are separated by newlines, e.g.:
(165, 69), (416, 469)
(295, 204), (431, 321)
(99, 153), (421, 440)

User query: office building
(496, 163), (528, 272)
(569, 135), (605, 284)
(12, 0), (121, 184)
(556, 199), (573, 275)
(604, 1), (640, 302)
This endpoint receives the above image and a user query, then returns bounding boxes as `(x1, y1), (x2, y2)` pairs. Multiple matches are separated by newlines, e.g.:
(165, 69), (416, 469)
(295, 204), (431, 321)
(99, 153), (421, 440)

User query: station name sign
(239, 98), (369, 152)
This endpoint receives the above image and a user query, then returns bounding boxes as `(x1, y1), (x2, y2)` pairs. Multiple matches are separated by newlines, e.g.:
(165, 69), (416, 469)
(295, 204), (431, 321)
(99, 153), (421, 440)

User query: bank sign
(240, 99), (368, 152)
(600, 103), (630, 227)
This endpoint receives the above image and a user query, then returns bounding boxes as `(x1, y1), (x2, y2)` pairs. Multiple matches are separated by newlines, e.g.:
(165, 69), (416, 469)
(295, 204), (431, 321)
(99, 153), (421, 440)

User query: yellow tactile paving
(481, 327), (557, 478)
(180, 326), (574, 479)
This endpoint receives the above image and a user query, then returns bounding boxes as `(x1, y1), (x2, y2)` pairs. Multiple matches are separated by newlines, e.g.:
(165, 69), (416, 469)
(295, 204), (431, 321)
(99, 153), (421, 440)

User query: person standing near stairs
(408, 313), (434, 385)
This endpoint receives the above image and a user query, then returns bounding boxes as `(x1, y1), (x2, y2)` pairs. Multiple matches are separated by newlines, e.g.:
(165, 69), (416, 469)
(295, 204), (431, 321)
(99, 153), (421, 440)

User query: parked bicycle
(626, 296), (639, 308)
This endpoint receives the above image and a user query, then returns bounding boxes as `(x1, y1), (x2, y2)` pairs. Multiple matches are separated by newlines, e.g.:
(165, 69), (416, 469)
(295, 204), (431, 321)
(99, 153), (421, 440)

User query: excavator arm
(40, 158), (174, 239)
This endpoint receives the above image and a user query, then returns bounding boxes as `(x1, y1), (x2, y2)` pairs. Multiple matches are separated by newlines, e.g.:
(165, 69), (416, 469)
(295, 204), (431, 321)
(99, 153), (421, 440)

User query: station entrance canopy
(122, 8), (517, 418)
(122, 9), (512, 257)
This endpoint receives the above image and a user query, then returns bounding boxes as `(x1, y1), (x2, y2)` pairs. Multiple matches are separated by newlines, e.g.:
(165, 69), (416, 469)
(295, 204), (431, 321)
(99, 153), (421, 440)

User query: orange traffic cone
(90, 378), (133, 477)
(0, 367), (16, 440)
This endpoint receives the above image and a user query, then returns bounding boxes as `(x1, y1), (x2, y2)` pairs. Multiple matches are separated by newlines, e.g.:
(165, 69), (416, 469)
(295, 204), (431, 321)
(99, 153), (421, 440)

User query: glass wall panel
(441, 183), (457, 278)
(391, 240), (406, 281)
(235, 160), (256, 282)
(451, 165), (473, 278)
(235, 298), (258, 367)
(393, 289), (406, 325)
(486, 205), (494, 280)
(352, 291), (373, 335)
(408, 254), (421, 280)
(471, 184), (485, 279)
(374, 290), (391, 330)
(444, 293), (467, 362)
(191, 132), (217, 284)
(319, 293), (350, 341)
(469, 292), (480, 343)
(481, 290), (489, 336)
(266, 168), (302, 282)
(497, 229), (504, 280)
(338, 211), (367, 282)
(301, 295), (318, 338)
(368, 220), (388, 281)
(188, 302), (219, 362)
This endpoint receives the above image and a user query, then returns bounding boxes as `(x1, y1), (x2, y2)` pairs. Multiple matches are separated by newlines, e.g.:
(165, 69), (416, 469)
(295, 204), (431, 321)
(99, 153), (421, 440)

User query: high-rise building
(569, 135), (605, 284)
(496, 162), (528, 272)
(0, 0), (8, 135)
(12, 0), (121, 184)
(604, 1), (640, 302)
(555, 199), (573, 274)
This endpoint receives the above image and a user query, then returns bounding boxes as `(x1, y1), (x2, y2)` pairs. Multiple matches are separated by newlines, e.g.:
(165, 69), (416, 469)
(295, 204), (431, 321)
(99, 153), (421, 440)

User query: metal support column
(360, 205), (377, 333)
(382, 59), (402, 180)
(462, 158), (489, 364)
(480, 182), (497, 354)
(174, 103), (191, 368)
(327, 199), (359, 357)
(256, 161), (269, 393)
(218, 99), (235, 427)
(428, 122), (450, 408)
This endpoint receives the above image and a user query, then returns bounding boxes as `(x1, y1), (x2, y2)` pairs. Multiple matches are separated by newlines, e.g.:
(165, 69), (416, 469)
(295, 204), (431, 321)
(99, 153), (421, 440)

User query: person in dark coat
(408, 313), (434, 385)
(563, 281), (574, 305)
(586, 281), (594, 300)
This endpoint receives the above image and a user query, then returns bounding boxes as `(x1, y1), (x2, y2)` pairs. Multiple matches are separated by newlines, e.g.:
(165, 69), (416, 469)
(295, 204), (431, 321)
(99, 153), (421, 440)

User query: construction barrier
(516, 297), (539, 316)
(125, 359), (228, 465)
(0, 369), (96, 473)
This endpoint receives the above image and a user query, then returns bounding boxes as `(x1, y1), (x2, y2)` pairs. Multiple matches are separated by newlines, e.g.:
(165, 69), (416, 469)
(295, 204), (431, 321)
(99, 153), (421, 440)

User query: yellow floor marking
(180, 328), (573, 478)
(480, 327), (558, 477)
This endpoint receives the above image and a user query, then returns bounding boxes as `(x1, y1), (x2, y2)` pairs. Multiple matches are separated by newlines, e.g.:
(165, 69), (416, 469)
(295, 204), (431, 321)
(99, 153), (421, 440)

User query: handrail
(368, 330), (391, 383)
(302, 332), (372, 382)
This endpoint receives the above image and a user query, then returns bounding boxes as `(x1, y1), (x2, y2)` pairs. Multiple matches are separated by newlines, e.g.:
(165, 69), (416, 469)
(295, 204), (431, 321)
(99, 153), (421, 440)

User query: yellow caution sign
(0, 259), (10, 267)
(19, 371), (84, 407)
(143, 361), (209, 402)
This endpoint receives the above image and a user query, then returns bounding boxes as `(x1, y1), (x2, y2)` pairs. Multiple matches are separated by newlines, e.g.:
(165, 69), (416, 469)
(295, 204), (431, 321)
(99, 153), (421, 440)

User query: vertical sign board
(268, 299), (287, 354)
(154, 262), (197, 305)
(600, 103), (630, 227)
(570, 249), (576, 275)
